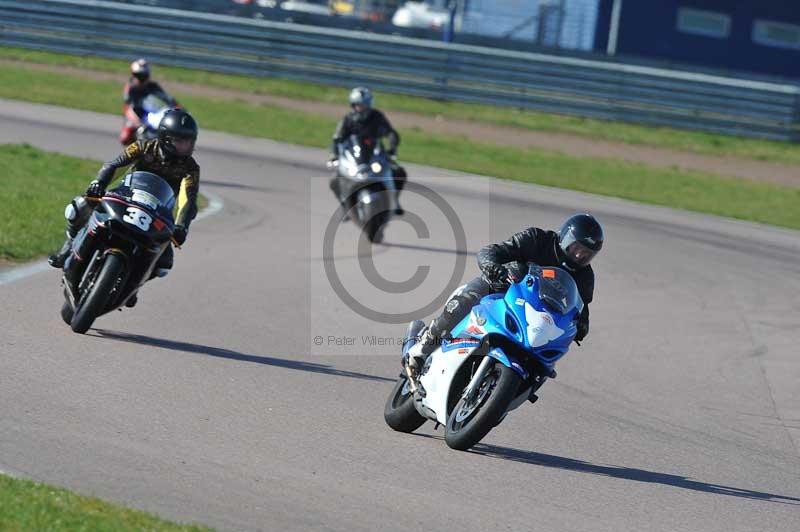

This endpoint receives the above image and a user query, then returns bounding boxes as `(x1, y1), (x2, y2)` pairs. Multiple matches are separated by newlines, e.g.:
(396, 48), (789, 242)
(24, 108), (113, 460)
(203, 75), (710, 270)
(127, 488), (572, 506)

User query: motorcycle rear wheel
(384, 375), (426, 433)
(70, 253), (125, 334)
(445, 361), (521, 451)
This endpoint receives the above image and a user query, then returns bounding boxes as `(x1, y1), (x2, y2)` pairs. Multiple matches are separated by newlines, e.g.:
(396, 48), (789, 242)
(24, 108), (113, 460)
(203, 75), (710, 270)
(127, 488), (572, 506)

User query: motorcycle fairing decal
(103, 196), (173, 229)
(132, 190), (159, 210)
(441, 338), (481, 353)
(524, 302), (564, 348)
(463, 311), (486, 336)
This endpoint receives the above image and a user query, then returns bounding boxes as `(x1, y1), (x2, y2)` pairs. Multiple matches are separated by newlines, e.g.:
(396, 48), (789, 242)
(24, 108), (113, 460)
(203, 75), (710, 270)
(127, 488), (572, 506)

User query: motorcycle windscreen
(114, 171), (177, 218)
(344, 137), (374, 166)
(140, 94), (169, 114)
(529, 265), (584, 315)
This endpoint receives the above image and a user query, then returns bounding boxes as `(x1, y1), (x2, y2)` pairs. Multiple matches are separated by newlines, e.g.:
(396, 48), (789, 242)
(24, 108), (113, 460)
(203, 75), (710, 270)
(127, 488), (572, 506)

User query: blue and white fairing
(139, 95), (170, 133)
(448, 265), (584, 376)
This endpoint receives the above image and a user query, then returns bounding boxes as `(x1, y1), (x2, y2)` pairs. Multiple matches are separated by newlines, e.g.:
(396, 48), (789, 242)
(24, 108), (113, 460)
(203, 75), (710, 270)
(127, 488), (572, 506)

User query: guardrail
(2, 0), (799, 141)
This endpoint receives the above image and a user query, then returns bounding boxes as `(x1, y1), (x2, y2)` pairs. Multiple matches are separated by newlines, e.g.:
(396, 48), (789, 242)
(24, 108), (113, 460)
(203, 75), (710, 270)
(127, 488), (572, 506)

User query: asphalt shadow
(93, 329), (395, 383)
(411, 433), (800, 505)
(377, 241), (478, 257)
(472, 442), (800, 505)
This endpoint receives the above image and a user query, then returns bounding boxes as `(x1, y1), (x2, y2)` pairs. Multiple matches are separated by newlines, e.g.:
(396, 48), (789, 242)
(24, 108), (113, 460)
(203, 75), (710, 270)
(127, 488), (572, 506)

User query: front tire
(384, 375), (426, 433)
(70, 253), (125, 334)
(356, 191), (390, 243)
(363, 210), (389, 243)
(445, 361), (521, 451)
(60, 301), (74, 325)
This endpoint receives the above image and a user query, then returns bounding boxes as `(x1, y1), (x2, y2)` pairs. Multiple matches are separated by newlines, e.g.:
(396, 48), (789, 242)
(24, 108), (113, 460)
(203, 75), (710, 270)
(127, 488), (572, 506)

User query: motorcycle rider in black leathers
(407, 213), (604, 369)
(49, 109), (200, 306)
(329, 86), (407, 217)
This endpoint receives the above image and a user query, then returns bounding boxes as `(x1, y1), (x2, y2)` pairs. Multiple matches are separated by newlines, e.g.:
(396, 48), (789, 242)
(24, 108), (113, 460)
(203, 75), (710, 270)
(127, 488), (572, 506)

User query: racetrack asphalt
(1, 99), (798, 532)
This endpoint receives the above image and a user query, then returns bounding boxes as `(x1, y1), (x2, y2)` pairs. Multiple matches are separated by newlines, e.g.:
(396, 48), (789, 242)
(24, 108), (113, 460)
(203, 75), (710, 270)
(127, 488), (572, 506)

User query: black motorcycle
(328, 134), (398, 243)
(60, 171), (177, 333)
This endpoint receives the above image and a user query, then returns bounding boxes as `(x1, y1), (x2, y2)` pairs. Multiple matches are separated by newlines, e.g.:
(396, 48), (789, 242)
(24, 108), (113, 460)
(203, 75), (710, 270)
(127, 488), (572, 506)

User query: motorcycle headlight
(370, 162), (382, 173)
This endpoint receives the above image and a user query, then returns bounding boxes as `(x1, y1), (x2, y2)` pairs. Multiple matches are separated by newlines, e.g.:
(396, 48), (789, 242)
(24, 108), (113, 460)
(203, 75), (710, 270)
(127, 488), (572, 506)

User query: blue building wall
(595, 0), (800, 79)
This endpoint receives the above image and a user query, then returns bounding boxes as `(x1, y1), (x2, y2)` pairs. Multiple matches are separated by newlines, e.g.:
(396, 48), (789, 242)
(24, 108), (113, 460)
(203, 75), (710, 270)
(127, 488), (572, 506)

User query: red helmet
(130, 58), (150, 82)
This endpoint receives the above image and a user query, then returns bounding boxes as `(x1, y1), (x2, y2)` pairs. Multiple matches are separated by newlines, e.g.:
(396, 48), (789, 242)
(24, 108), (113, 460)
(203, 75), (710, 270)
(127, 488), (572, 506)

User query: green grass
(1, 63), (799, 232)
(0, 473), (211, 531)
(0, 144), (98, 261)
(2, 46), (800, 164)
(0, 144), (209, 262)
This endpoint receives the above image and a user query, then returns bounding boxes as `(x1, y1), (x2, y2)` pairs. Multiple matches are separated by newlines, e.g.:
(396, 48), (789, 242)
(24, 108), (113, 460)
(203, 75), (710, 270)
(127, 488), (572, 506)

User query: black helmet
(349, 86), (373, 122)
(158, 109), (198, 159)
(556, 213), (604, 270)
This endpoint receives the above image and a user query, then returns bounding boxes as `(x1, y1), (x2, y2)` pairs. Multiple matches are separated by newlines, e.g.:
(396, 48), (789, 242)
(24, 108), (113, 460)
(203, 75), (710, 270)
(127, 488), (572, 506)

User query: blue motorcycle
(384, 263), (583, 450)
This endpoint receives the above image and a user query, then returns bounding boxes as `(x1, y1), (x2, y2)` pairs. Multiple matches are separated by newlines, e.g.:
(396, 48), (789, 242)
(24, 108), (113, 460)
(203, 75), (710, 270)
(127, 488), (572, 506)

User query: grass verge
(2, 46), (800, 165)
(1, 64), (799, 231)
(0, 144), (97, 261)
(0, 144), (209, 262)
(0, 473), (210, 531)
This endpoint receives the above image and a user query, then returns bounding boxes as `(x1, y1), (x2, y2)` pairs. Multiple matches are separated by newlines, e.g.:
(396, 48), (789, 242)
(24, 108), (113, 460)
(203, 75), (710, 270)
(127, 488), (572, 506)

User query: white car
(280, 0), (331, 15)
(392, 1), (450, 29)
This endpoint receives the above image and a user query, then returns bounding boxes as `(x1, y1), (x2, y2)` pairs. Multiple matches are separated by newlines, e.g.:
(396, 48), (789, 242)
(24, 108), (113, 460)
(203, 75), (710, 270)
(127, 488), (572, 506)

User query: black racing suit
(425, 227), (594, 350)
(329, 108), (406, 202)
(62, 139), (200, 273)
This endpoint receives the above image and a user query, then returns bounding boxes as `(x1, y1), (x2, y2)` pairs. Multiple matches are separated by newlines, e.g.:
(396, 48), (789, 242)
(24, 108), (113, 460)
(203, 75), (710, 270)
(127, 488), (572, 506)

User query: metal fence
(2, 0), (799, 141)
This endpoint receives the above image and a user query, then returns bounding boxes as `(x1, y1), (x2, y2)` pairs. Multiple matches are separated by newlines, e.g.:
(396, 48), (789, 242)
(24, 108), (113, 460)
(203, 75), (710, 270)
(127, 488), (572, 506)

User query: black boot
(406, 327), (437, 370)
(125, 293), (138, 308)
(392, 166), (406, 217)
(48, 236), (73, 268)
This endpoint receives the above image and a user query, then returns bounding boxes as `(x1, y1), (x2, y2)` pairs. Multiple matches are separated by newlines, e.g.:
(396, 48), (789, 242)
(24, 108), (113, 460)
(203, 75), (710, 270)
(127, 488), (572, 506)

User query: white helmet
(349, 86), (373, 121)
(130, 58), (150, 82)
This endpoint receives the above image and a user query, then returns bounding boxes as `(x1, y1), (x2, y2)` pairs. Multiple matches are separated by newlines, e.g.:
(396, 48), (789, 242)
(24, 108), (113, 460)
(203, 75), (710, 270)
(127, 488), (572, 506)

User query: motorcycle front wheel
(363, 210), (389, 243)
(355, 191), (390, 243)
(445, 360), (521, 451)
(60, 301), (74, 325)
(70, 253), (125, 334)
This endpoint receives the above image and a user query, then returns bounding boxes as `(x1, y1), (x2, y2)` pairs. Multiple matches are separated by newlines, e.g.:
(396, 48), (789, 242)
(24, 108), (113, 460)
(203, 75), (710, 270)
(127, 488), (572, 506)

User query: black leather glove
(575, 320), (589, 342)
(483, 263), (509, 289)
(85, 180), (105, 198)
(173, 225), (187, 246)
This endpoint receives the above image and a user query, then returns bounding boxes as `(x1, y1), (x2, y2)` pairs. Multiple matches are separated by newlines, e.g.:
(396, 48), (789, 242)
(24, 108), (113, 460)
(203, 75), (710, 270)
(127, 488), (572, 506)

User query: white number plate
(122, 207), (153, 231)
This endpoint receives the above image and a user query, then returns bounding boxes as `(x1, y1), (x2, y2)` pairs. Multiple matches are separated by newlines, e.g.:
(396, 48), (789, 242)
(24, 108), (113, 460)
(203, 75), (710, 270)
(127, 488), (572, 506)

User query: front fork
(460, 356), (494, 402)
